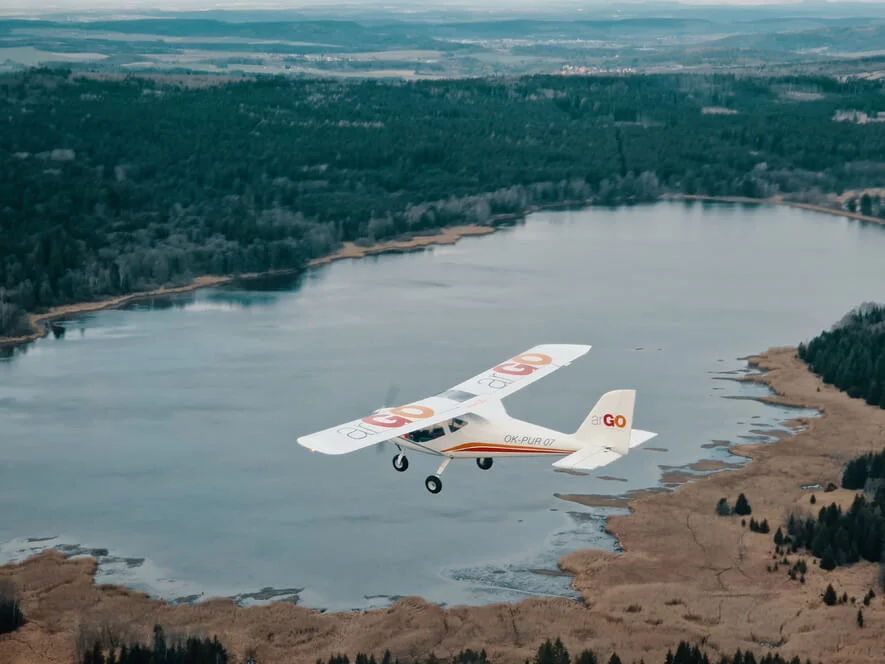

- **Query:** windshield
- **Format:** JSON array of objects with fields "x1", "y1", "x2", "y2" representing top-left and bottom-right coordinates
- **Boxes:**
[{"x1": 405, "y1": 417, "x2": 468, "y2": 443}]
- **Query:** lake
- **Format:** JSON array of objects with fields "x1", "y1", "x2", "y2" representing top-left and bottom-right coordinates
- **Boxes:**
[{"x1": 0, "y1": 200, "x2": 878, "y2": 610}]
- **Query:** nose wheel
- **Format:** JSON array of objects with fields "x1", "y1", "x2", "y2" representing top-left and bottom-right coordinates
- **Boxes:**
[
  {"x1": 424, "y1": 457, "x2": 451, "y2": 494},
  {"x1": 476, "y1": 457, "x2": 493, "y2": 470},
  {"x1": 392, "y1": 453, "x2": 409, "y2": 472}
]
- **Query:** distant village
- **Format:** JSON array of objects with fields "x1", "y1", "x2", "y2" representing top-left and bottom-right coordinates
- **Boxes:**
[{"x1": 559, "y1": 64, "x2": 637, "y2": 75}]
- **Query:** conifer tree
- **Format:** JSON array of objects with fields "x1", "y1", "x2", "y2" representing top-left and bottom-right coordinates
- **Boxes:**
[
  {"x1": 575, "y1": 652, "x2": 599, "y2": 664},
  {"x1": 534, "y1": 638, "x2": 569, "y2": 664},
  {"x1": 734, "y1": 493, "x2": 752, "y2": 516},
  {"x1": 823, "y1": 584, "x2": 837, "y2": 606}
]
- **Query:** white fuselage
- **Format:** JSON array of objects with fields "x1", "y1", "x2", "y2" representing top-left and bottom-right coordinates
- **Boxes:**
[{"x1": 396, "y1": 407, "x2": 581, "y2": 460}]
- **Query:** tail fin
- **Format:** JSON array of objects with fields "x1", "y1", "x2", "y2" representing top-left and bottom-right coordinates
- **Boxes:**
[{"x1": 574, "y1": 389, "x2": 636, "y2": 455}]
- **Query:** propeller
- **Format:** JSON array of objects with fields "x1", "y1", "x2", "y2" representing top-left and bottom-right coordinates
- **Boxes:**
[{"x1": 376, "y1": 382, "x2": 400, "y2": 455}]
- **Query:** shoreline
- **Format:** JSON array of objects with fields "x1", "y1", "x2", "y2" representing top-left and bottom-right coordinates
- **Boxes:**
[
  {"x1": 3, "y1": 347, "x2": 885, "y2": 664},
  {"x1": 667, "y1": 193, "x2": 885, "y2": 226},
  {"x1": 0, "y1": 223, "x2": 497, "y2": 350},
  {"x1": 2, "y1": 193, "x2": 880, "y2": 350}
]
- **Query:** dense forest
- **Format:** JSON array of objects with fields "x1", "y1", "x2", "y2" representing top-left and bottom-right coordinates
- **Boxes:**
[
  {"x1": 782, "y1": 492, "x2": 885, "y2": 571},
  {"x1": 4, "y1": 69, "x2": 885, "y2": 337},
  {"x1": 319, "y1": 639, "x2": 822, "y2": 664},
  {"x1": 0, "y1": 581, "x2": 24, "y2": 636},
  {"x1": 798, "y1": 304, "x2": 885, "y2": 407},
  {"x1": 79, "y1": 631, "x2": 821, "y2": 664},
  {"x1": 81, "y1": 626, "x2": 227, "y2": 664},
  {"x1": 842, "y1": 448, "x2": 885, "y2": 490},
  {"x1": 774, "y1": 445, "x2": 885, "y2": 575}
]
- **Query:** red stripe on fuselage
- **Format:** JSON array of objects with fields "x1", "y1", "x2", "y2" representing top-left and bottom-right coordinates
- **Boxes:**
[{"x1": 440, "y1": 442, "x2": 573, "y2": 455}]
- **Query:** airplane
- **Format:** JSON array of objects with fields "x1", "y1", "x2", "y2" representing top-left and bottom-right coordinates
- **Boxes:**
[{"x1": 297, "y1": 344, "x2": 657, "y2": 494}]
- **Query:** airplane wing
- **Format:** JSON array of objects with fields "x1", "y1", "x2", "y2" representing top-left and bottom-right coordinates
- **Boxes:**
[
  {"x1": 551, "y1": 446, "x2": 623, "y2": 471},
  {"x1": 448, "y1": 344, "x2": 591, "y2": 400},
  {"x1": 297, "y1": 343, "x2": 591, "y2": 455},
  {"x1": 297, "y1": 393, "x2": 487, "y2": 455}
]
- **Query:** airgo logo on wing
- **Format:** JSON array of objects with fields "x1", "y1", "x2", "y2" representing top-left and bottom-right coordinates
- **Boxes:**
[
  {"x1": 494, "y1": 352, "x2": 552, "y2": 376},
  {"x1": 590, "y1": 413, "x2": 628, "y2": 428},
  {"x1": 335, "y1": 404, "x2": 435, "y2": 440},
  {"x1": 361, "y1": 405, "x2": 434, "y2": 429},
  {"x1": 477, "y1": 352, "x2": 553, "y2": 390}
]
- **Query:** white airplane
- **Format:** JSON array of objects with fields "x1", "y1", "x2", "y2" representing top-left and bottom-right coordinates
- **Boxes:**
[{"x1": 297, "y1": 344, "x2": 657, "y2": 494}]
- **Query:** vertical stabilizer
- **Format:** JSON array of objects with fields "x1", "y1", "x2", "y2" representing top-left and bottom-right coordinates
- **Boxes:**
[{"x1": 573, "y1": 389, "x2": 635, "y2": 455}]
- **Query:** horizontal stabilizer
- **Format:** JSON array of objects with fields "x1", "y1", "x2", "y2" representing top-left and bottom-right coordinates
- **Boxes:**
[
  {"x1": 630, "y1": 429, "x2": 658, "y2": 448},
  {"x1": 552, "y1": 446, "x2": 623, "y2": 471}
]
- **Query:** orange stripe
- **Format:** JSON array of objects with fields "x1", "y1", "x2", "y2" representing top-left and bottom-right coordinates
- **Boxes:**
[
  {"x1": 458, "y1": 448, "x2": 567, "y2": 455},
  {"x1": 441, "y1": 442, "x2": 573, "y2": 455}
]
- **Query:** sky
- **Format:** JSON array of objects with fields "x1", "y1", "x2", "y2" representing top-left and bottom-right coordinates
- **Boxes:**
[
  {"x1": 3, "y1": 0, "x2": 884, "y2": 18},
  {"x1": 9, "y1": 0, "x2": 885, "y2": 9}
]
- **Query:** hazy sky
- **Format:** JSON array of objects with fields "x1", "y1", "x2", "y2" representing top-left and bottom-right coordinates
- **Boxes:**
[
  {"x1": 10, "y1": 0, "x2": 885, "y2": 9},
  {"x1": 4, "y1": 0, "x2": 884, "y2": 16}
]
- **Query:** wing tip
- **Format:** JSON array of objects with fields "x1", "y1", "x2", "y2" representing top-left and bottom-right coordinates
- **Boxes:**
[{"x1": 531, "y1": 343, "x2": 592, "y2": 363}]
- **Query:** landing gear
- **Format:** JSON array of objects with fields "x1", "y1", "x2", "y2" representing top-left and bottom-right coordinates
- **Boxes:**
[
  {"x1": 425, "y1": 457, "x2": 452, "y2": 494},
  {"x1": 476, "y1": 457, "x2": 493, "y2": 470},
  {"x1": 392, "y1": 453, "x2": 409, "y2": 472}
]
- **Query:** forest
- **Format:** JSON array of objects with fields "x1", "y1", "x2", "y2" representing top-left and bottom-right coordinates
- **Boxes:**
[
  {"x1": 81, "y1": 626, "x2": 227, "y2": 664},
  {"x1": 774, "y1": 442, "x2": 885, "y2": 574},
  {"x1": 798, "y1": 304, "x2": 885, "y2": 408},
  {"x1": 4, "y1": 68, "x2": 885, "y2": 337},
  {"x1": 77, "y1": 631, "x2": 822, "y2": 664},
  {"x1": 782, "y1": 492, "x2": 885, "y2": 571},
  {"x1": 842, "y1": 448, "x2": 885, "y2": 491},
  {"x1": 0, "y1": 581, "x2": 24, "y2": 636}
]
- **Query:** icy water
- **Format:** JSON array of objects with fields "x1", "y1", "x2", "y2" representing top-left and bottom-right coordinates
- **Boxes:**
[{"x1": 1, "y1": 200, "x2": 880, "y2": 610}]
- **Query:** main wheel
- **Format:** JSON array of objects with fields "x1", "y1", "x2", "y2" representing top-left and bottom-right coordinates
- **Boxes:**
[
  {"x1": 425, "y1": 475, "x2": 442, "y2": 494},
  {"x1": 476, "y1": 457, "x2": 493, "y2": 470},
  {"x1": 392, "y1": 454, "x2": 409, "y2": 472}
]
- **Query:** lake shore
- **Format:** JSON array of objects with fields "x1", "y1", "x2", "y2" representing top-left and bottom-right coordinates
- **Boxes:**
[
  {"x1": 668, "y1": 193, "x2": 885, "y2": 226},
  {"x1": 0, "y1": 224, "x2": 496, "y2": 349},
  {"x1": 3, "y1": 347, "x2": 883, "y2": 664},
  {"x1": 3, "y1": 193, "x2": 879, "y2": 351}
]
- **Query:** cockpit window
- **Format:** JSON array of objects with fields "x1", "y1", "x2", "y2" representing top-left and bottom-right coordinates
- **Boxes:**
[
  {"x1": 408, "y1": 425, "x2": 447, "y2": 443},
  {"x1": 404, "y1": 418, "x2": 467, "y2": 443},
  {"x1": 449, "y1": 418, "x2": 468, "y2": 433}
]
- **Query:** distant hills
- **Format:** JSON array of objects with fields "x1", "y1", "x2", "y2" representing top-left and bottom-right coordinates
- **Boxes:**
[{"x1": 2, "y1": 8, "x2": 885, "y2": 78}]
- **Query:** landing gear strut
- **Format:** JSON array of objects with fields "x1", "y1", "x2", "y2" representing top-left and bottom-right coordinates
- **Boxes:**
[
  {"x1": 425, "y1": 457, "x2": 452, "y2": 494},
  {"x1": 476, "y1": 457, "x2": 493, "y2": 470}
]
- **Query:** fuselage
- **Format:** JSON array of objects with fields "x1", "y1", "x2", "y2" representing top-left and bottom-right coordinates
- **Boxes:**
[{"x1": 396, "y1": 408, "x2": 581, "y2": 459}]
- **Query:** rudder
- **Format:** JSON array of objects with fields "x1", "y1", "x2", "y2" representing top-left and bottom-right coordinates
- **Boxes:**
[{"x1": 574, "y1": 389, "x2": 635, "y2": 455}]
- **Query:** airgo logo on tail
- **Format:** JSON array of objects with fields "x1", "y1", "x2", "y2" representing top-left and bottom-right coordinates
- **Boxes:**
[{"x1": 591, "y1": 413, "x2": 628, "y2": 428}]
